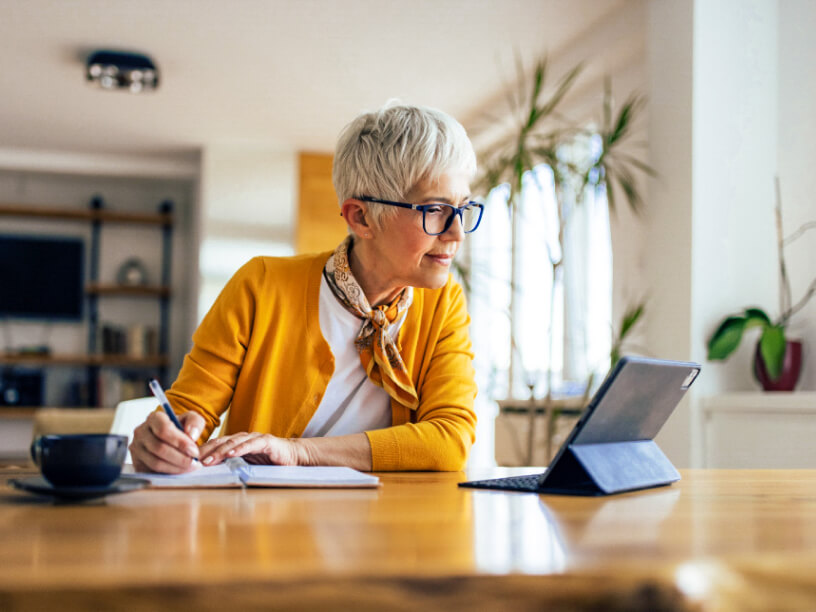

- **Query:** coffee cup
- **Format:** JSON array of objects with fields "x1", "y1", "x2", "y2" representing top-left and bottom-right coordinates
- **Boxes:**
[{"x1": 30, "y1": 434, "x2": 128, "y2": 488}]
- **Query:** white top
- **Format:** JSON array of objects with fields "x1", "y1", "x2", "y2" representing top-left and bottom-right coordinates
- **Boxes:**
[
  {"x1": 700, "y1": 392, "x2": 816, "y2": 414},
  {"x1": 300, "y1": 275, "x2": 398, "y2": 437}
]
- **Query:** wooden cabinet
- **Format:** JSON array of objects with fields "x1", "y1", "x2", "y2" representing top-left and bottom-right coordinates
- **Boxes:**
[
  {"x1": 0, "y1": 197, "x2": 174, "y2": 406},
  {"x1": 295, "y1": 153, "x2": 347, "y2": 254}
]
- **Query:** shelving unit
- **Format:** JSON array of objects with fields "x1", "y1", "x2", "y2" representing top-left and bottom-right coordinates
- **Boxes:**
[
  {"x1": 0, "y1": 196, "x2": 174, "y2": 407},
  {"x1": 0, "y1": 354, "x2": 169, "y2": 367},
  {"x1": 0, "y1": 204, "x2": 172, "y2": 225},
  {"x1": 86, "y1": 284, "x2": 171, "y2": 297}
]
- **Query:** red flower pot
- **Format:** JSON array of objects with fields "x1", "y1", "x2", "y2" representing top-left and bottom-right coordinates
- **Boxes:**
[{"x1": 753, "y1": 339, "x2": 803, "y2": 391}]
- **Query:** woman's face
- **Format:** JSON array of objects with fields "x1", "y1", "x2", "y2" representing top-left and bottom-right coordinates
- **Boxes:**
[{"x1": 369, "y1": 169, "x2": 471, "y2": 294}]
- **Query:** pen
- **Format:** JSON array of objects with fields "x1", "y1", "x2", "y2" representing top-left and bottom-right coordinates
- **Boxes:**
[{"x1": 148, "y1": 379, "x2": 199, "y2": 462}]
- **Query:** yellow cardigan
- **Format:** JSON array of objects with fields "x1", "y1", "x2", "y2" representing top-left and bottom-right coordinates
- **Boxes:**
[{"x1": 166, "y1": 251, "x2": 478, "y2": 471}]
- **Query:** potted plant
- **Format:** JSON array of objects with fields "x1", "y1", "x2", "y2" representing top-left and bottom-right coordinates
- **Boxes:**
[
  {"x1": 473, "y1": 56, "x2": 654, "y2": 465},
  {"x1": 707, "y1": 179, "x2": 815, "y2": 391}
]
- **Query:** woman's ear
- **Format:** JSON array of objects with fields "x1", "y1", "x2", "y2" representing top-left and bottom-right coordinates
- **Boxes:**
[{"x1": 341, "y1": 198, "x2": 374, "y2": 238}]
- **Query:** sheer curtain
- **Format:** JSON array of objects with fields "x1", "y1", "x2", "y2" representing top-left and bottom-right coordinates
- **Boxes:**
[{"x1": 466, "y1": 160, "x2": 612, "y2": 467}]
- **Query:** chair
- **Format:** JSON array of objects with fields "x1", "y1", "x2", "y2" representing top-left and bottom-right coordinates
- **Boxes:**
[
  {"x1": 110, "y1": 397, "x2": 160, "y2": 464},
  {"x1": 33, "y1": 408, "x2": 116, "y2": 439}
]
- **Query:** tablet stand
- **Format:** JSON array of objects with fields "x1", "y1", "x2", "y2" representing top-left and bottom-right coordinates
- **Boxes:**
[{"x1": 539, "y1": 439, "x2": 680, "y2": 496}]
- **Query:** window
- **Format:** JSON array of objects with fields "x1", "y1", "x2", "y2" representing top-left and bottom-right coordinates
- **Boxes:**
[{"x1": 466, "y1": 151, "x2": 612, "y2": 467}]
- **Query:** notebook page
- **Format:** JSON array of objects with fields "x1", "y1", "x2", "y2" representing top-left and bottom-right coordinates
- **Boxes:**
[
  {"x1": 242, "y1": 465, "x2": 380, "y2": 488},
  {"x1": 123, "y1": 463, "x2": 243, "y2": 488}
]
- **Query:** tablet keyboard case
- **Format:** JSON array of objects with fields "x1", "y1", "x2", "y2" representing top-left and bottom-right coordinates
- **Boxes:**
[
  {"x1": 537, "y1": 357, "x2": 692, "y2": 495},
  {"x1": 539, "y1": 440, "x2": 680, "y2": 495}
]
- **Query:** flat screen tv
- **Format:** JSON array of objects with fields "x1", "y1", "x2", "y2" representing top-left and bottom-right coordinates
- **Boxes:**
[{"x1": 0, "y1": 234, "x2": 84, "y2": 320}]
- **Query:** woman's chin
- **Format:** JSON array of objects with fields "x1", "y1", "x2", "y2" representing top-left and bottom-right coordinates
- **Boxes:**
[{"x1": 410, "y1": 272, "x2": 451, "y2": 290}]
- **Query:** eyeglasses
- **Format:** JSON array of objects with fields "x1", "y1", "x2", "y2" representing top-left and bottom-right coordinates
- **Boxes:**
[{"x1": 359, "y1": 197, "x2": 484, "y2": 236}]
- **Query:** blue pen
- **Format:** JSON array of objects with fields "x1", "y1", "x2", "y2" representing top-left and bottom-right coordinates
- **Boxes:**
[{"x1": 148, "y1": 379, "x2": 199, "y2": 462}]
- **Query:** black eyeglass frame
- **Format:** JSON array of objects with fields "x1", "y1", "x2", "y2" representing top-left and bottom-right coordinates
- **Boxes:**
[{"x1": 358, "y1": 196, "x2": 484, "y2": 236}]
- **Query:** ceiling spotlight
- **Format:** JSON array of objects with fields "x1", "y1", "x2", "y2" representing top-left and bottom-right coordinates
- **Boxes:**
[{"x1": 86, "y1": 50, "x2": 159, "y2": 93}]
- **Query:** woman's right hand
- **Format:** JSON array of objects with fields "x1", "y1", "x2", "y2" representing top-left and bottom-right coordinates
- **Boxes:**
[{"x1": 130, "y1": 410, "x2": 205, "y2": 474}]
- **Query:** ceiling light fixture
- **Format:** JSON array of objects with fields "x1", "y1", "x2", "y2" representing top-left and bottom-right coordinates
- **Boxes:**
[{"x1": 86, "y1": 50, "x2": 159, "y2": 93}]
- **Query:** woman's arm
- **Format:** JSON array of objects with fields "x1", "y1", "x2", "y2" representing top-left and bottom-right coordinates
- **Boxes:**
[
  {"x1": 199, "y1": 432, "x2": 373, "y2": 471},
  {"x1": 365, "y1": 280, "x2": 478, "y2": 471},
  {"x1": 130, "y1": 259, "x2": 262, "y2": 473},
  {"x1": 165, "y1": 259, "x2": 263, "y2": 439}
]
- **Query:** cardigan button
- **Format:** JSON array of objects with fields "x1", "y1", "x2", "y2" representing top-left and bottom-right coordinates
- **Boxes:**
[{"x1": 312, "y1": 393, "x2": 320, "y2": 404}]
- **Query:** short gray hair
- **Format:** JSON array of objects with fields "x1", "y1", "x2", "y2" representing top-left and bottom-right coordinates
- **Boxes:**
[{"x1": 333, "y1": 102, "x2": 476, "y2": 227}]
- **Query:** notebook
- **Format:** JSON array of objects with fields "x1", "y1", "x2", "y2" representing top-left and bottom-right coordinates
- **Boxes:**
[
  {"x1": 460, "y1": 356, "x2": 701, "y2": 496},
  {"x1": 123, "y1": 457, "x2": 380, "y2": 488}
]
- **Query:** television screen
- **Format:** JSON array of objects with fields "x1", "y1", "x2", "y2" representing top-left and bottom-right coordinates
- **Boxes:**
[{"x1": 0, "y1": 235, "x2": 84, "y2": 320}]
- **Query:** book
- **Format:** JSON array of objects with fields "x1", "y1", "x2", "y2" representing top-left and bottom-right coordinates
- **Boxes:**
[{"x1": 122, "y1": 457, "x2": 380, "y2": 489}]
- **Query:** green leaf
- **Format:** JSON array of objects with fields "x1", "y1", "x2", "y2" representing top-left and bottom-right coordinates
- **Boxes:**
[
  {"x1": 619, "y1": 303, "x2": 645, "y2": 340},
  {"x1": 538, "y1": 63, "x2": 583, "y2": 119},
  {"x1": 759, "y1": 325, "x2": 787, "y2": 380},
  {"x1": 606, "y1": 178, "x2": 617, "y2": 213},
  {"x1": 616, "y1": 166, "x2": 642, "y2": 214},
  {"x1": 616, "y1": 152, "x2": 658, "y2": 178},
  {"x1": 603, "y1": 78, "x2": 612, "y2": 132},
  {"x1": 610, "y1": 345, "x2": 621, "y2": 368},
  {"x1": 743, "y1": 307, "x2": 771, "y2": 327},
  {"x1": 707, "y1": 316, "x2": 747, "y2": 360}
]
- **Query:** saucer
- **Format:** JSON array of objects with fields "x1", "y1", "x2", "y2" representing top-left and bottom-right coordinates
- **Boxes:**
[{"x1": 8, "y1": 476, "x2": 148, "y2": 500}]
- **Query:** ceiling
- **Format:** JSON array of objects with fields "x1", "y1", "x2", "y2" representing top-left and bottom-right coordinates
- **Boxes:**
[{"x1": 0, "y1": 0, "x2": 628, "y2": 158}]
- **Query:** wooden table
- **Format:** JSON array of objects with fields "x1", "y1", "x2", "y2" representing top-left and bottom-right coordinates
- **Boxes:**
[{"x1": 2, "y1": 467, "x2": 816, "y2": 611}]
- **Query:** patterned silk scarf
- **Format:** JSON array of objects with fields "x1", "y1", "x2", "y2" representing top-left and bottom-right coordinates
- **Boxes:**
[{"x1": 323, "y1": 235, "x2": 418, "y2": 410}]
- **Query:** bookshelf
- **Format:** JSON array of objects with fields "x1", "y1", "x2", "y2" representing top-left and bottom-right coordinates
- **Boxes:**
[
  {"x1": 0, "y1": 197, "x2": 174, "y2": 407},
  {"x1": 0, "y1": 353, "x2": 169, "y2": 367}
]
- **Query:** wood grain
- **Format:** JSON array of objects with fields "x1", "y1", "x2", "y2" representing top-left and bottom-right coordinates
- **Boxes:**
[{"x1": 3, "y1": 469, "x2": 816, "y2": 610}]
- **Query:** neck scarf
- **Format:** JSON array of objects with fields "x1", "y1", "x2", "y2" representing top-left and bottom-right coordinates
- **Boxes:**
[{"x1": 323, "y1": 235, "x2": 418, "y2": 410}]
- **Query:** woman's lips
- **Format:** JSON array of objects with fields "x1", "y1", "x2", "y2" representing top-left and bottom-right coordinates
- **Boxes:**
[{"x1": 426, "y1": 253, "x2": 454, "y2": 265}]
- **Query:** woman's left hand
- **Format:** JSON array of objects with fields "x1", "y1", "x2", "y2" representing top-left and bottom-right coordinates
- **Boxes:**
[{"x1": 199, "y1": 432, "x2": 306, "y2": 466}]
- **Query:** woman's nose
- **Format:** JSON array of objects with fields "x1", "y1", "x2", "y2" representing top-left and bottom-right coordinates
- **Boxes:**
[{"x1": 442, "y1": 214, "x2": 465, "y2": 240}]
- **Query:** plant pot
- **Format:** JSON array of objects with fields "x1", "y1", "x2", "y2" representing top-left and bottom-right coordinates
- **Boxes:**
[{"x1": 753, "y1": 340, "x2": 803, "y2": 391}]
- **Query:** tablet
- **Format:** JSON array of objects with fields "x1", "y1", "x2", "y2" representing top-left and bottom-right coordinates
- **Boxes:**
[{"x1": 459, "y1": 356, "x2": 701, "y2": 496}]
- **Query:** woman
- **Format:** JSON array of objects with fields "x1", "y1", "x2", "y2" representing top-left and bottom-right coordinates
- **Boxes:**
[{"x1": 130, "y1": 103, "x2": 484, "y2": 473}]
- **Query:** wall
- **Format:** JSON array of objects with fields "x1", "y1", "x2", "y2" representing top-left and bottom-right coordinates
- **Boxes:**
[
  {"x1": 197, "y1": 146, "x2": 297, "y2": 318},
  {"x1": 778, "y1": 0, "x2": 816, "y2": 390},
  {"x1": 644, "y1": 1, "x2": 695, "y2": 465},
  {"x1": 691, "y1": 0, "x2": 779, "y2": 390},
  {"x1": 0, "y1": 166, "x2": 197, "y2": 406},
  {"x1": 645, "y1": 0, "x2": 799, "y2": 467}
]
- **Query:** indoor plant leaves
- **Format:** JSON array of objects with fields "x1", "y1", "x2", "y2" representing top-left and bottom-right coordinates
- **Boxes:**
[
  {"x1": 759, "y1": 325, "x2": 786, "y2": 380},
  {"x1": 707, "y1": 307, "x2": 788, "y2": 381}
]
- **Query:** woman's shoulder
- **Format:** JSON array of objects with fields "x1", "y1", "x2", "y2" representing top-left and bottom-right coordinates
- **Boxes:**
[
  {"x1": 228, "y1": 250, "x2": 331, "y2": 293},
  {"x1": 253, "y1": 251, "x2": 330, "y2": 271},
  {"x1": 236, "y1": 250, "x2": 330, "y2": 276}
]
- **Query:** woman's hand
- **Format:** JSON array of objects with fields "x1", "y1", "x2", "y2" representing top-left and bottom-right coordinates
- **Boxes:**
[
  {"x1": 130, "y1": 411, "x2": 205, "y2": 474},
  {"x1": 199, "y1": 432, "x2": 307, "y2": 466}
]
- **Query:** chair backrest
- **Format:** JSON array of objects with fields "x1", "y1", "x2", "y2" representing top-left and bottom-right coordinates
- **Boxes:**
[{"x1": 110, "y1": 397, "x2": 160, "y2": 464}]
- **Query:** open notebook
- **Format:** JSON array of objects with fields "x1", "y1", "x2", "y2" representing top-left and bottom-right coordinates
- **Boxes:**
[{"x1": 122, "y1": 457, "x2": 380, "y2": 489}]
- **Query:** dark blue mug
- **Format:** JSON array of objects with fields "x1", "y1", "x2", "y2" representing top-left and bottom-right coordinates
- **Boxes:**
[{"x1": 30, "y1": 434, "x2": 128, "y2": 488}]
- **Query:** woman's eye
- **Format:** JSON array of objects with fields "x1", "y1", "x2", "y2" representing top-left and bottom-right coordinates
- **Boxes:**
[{"x1": 425, "y1": 205, "x2": 445, "y2": 214}]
